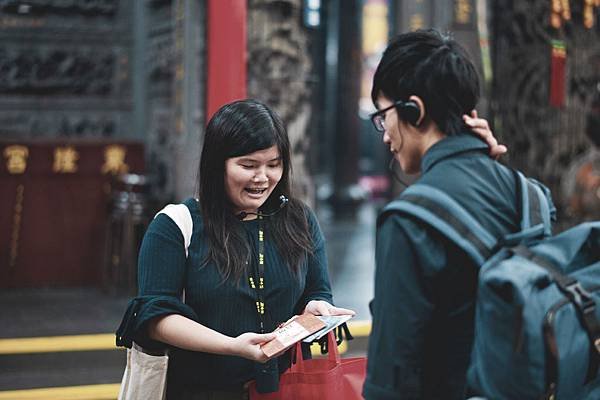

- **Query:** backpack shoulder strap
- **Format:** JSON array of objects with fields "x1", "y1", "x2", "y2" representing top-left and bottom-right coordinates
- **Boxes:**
[
  {"x1": 380, "y1": 170, "x2": 555, "y2": 265},
  {"x1": 380, "y1": 183, "x2": 496, "y2": 265},
  {"x1": 155, "y1": 201, "x2": 194, "y2": 258},
  {"x1": 512, "y1": 170, "x2": 553, "y2": 240}
]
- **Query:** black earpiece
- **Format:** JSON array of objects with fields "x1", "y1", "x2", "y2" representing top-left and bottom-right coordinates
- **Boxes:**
[{"x1": 397, "y1": 101, "x2": 421, "y2": 126}]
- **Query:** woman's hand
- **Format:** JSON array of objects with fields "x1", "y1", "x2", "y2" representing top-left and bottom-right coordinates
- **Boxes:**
[
  {"x1": 303, "y1": 300, "x2": 356, "y2": 316},
  {"x1": 463, "y1": 110, "x2": 507, "y2": 159},
  {"x1": 229, "y1": 332, "x2": 276, "y2": 363}
]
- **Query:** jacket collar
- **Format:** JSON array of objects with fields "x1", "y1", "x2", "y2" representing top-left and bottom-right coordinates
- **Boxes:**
[{"x1": 421, "y1": 134, "x2": 489, "y2": 174}]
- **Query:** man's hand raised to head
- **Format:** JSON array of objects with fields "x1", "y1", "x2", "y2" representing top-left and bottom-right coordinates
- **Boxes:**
[{"x1": 463, "y1": 110, "x2": 508, "y2": 159}]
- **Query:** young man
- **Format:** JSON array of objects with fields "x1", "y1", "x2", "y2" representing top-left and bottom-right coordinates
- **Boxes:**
[{"x1": 363, "y1": 30, "x2": 544, "y2": 399}]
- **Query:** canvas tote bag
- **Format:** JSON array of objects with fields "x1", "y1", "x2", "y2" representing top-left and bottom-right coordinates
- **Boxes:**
[
  {"x1": 118, "y1": 343, "x2": 169, "y2": 400},
  {"x1": 118, "y1": 202, "x2": 193, "y2": 400}
]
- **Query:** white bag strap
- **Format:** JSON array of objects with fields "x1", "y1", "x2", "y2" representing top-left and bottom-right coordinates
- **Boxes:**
[{"x1": 155, "y1": 204, "x2": 193, "y2": 258}]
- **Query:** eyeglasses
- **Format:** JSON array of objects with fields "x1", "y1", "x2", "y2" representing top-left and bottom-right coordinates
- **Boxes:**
[{"x1": 369, "y1": 100, "x2": 406, "y2": 133}]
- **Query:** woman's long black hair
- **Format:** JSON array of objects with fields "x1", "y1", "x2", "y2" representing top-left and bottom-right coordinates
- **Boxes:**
[{"x1": 197, "y1": 99, "x2": 313, "y2": 282}]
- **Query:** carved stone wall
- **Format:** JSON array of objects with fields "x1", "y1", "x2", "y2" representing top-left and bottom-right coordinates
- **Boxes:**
[
  {"x1": 247, "y1": 0, "x2": 315, "y2": 205},
  {"x1": 490, "y1": 0, "x2": 600, "y2": 226},
  {"x1": 0, "y1": 1, "x2": 118, "y2": 15},
  {"x1": 143, "y1": 0, "x2": 205, "y2": 202},
  {"x1": 0, "y1": 0, "x2": 133, "y2": 139},
  {"x1": 0, "y1": 0, "x2": 206, "y2": 202},
  {"x1": 143, "y1": 0, "x2": 176, "y2": 201}
]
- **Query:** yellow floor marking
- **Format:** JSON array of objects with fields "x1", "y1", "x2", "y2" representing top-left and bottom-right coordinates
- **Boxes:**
[
  {"x1": 347, "y1": 319, "x2": 372, "y2": 337},
  {"x1": 0, "y1": 334, "x2": 116, "y2": 355},
  {"x1": 0, "y1": 321, "x2": 371, "y2": 355},
  {"x1": 0, "y1": 383, "x2": 120, "y2": 400},
  {"x1": 310, "y1": 338, "x2": 348, "y2": 355},
  {"x1": 0, "y1": 322, "x2": 372, "y2": 397}
]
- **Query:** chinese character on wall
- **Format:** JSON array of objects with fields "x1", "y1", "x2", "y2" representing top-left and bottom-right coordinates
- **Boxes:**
[
  {"x1": 454, "y1": 0, "x2": 473, "y2": 26},
  {"x1": 101, "y1": 145, "x2": 129, "y2": 175},
  {"x1": 410, "y1": 13, "x2": 424, "y2": 30},
  {"x1": 53, "y1": 146, "x2": 79, "y2": 173},
  {"x1": 3, "y1": 145, "x2": 29, "y2": 174}
]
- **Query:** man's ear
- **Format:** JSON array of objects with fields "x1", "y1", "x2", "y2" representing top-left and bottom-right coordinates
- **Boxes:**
[{"x1": 408, "y1": 95, "x2": 426, "y2": 127}]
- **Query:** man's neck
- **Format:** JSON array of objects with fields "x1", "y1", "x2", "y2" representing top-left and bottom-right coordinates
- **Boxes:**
[{"x1": 417, "y1": 122, "x2": 446, "y2": 158}]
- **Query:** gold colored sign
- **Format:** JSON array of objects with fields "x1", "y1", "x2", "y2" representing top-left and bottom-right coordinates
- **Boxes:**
[
  {"x1": 583, "y1": 0, "x2": 598, "y2": 28},
  {"x1": 3, "y1": 145, "x2": 29, "y2": 174},
  {"x1": 551, "y1": 0, "x2": 571, "y2": 28},
  {"x1": 101, "y1": 145, "x2": 129, "y2": 175},
  {"x1": 454, "y1": 0, "x2": 472, "y2": 25},
  {"x1": 53, "y1": 146, "x2": 79, "y2": 173},
  {"x1": 362, "y1": 2, "x2": 388, "y2": 55},
  {"x1": 410, "y1": 13, "x2": 424, "y2": 31}
]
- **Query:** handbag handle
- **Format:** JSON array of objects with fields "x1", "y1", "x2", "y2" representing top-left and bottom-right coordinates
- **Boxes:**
[{"x1": 290, "y1": 331, "x2": 340, "y2": 373}]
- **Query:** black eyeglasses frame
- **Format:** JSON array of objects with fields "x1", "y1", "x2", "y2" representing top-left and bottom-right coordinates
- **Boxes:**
[{"x1": 369, "y1": 100, "x2": 408, "y2": 133}]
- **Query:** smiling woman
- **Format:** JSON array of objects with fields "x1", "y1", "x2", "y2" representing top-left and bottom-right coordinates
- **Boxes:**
[
  {"x1": 197, "y1": 100, "x2": 312, "y2": 281},
  {"x1": 116, "y1": 99, "x2": 354, "y2": 400},
  {"x1": 224, "y1": 145, "x2": 283, "y2": 218}
]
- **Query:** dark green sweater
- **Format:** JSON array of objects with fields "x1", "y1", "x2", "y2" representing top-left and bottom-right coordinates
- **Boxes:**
[{"x1": 116, "y1": 198, "x2": 333, "y2": 392}]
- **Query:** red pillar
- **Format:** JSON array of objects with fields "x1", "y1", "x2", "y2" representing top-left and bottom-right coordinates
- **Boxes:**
[{"x1": 206, "y1": 0, "x2": 247, "y2": 120}]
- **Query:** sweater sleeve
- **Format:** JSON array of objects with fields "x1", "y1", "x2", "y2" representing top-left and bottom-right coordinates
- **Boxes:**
[
  {"x1": 115, "y1": 213, "x2": 198, "y2": 350},
  {"x1": 295, "y1": 207, "x2": 333, "y2": 313}
]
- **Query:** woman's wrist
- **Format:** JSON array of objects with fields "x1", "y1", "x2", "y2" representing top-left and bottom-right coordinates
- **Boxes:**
[{"x1": 222, "y1": 335, "x2": 239, "y2": 356}]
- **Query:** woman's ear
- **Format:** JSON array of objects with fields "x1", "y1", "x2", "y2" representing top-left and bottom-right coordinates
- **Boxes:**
[{"x1": 408, "y1": 95, "x2": 426, "y2": 127}]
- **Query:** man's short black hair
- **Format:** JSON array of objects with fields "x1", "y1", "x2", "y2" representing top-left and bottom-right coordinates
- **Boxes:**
[{"x1": 372, "y1": 29, "x2": 481, "y2": 136}]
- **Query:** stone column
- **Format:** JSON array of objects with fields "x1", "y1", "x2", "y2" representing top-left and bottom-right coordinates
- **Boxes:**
[{"x1": 247, "y1": 0, "x2": 315, "y2": 206}]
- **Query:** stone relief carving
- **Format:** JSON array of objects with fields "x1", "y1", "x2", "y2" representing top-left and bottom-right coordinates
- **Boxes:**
[
  {"x1": 0, "y1": 113, "x2": 117, "y2": 138},
  {"x1": 147, "y1": 35, "x2": 174, "y2": 95},
  {"x1": 0, "y1": 0, "x2": 118, "y2": 15},
  {"x1": 491, "y1": 0, "x2": 600, "y2": 223},
  {"x1": 247, "y1": 0, "x2": 315, "y2": 204},
  {"x1": 146, "y1": 0, "x2": 171, "y2": 9},
  {"x1": 144, "y1": 0, "x2": 175, "y2": 201},
  {"x1": 0, "y1": 48, "x2": 115, "y2": 95},
  {"x1": 146, "y1": 106, "x2": 174, "y2": 201}
]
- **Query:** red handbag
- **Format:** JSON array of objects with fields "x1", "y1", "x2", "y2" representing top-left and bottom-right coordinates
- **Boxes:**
[{"x1": 248, "y1": 331, "x2": 367, "y2": 400}]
